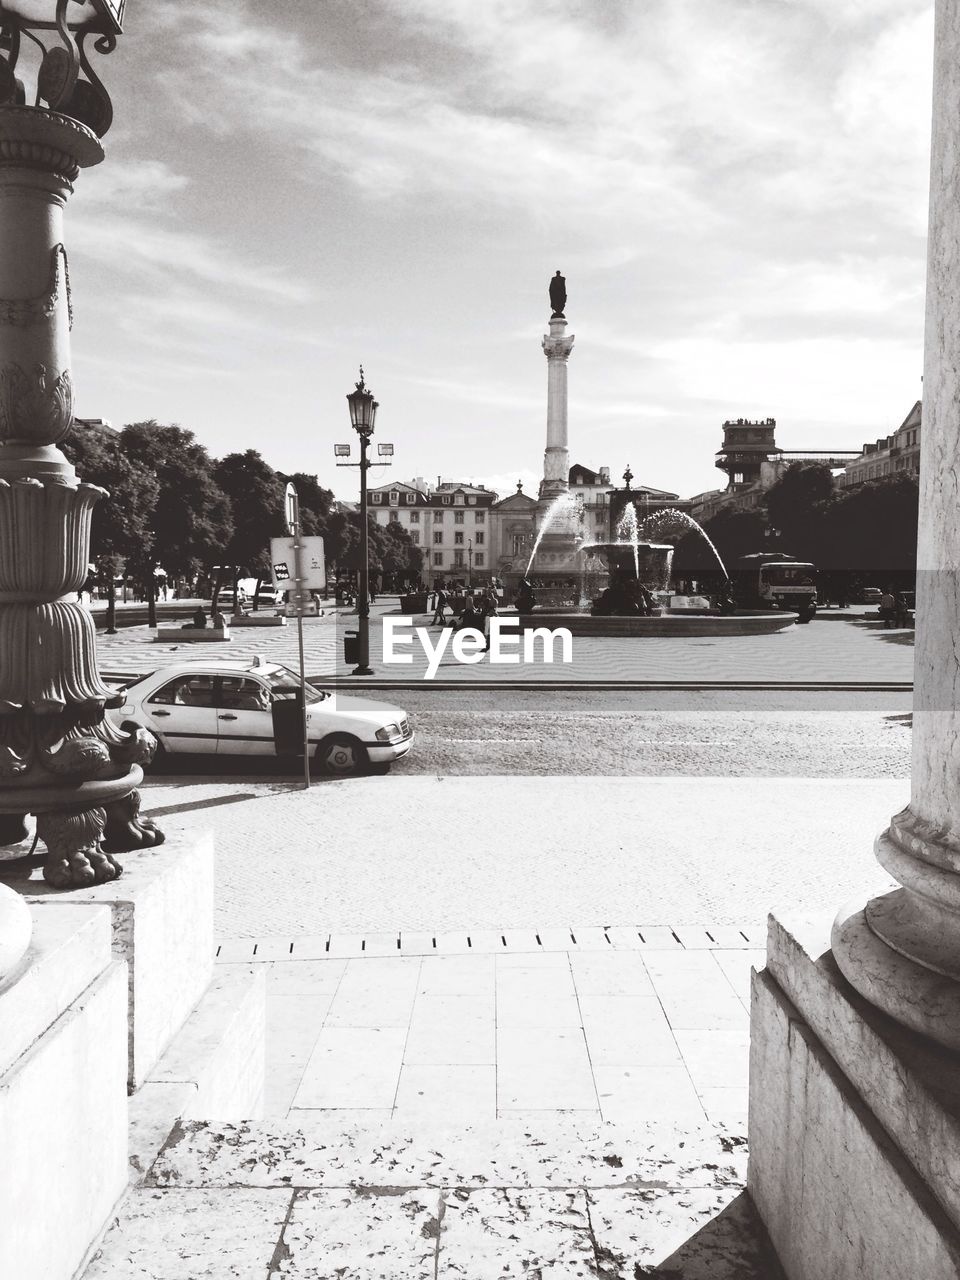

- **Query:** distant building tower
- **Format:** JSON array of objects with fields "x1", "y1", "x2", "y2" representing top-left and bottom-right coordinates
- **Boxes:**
[{"x1": 715, "y1": 418, "x2": 781, "y2": 490}]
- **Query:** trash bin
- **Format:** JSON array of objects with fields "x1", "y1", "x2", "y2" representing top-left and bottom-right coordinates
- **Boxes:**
[{"x1": 343, "y1": 630, "x2": 359, "y2": 664}]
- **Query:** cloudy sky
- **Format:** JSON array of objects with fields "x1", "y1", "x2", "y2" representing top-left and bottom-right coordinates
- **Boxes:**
[{"x1": 60, "y1": 0, "x2": 933, "y2": 500}]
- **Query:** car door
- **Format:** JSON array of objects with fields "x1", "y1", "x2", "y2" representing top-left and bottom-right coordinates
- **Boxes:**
[
  {"x1": 141, "y1": 673, "x2": 219, "y2": 754},
  {"x1": 214, "y1": 675, "x2": 276, "y2": 756}
]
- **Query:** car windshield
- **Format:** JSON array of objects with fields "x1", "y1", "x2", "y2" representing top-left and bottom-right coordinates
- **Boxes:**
[
  {"x1": 766, "y1": 564, "x2": 815, "y2": 585},
  {"x1": 261, "y1": 667, "x2": 326, "y2": 704}
]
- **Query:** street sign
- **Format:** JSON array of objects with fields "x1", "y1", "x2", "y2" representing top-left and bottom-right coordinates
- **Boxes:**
[
  {"x1": 273, "y1": 563, "x2": 290, "y2": 581},
  {"x1": 285, "y1": 483, "x2": 299, "y2": 537},
  {"x1": 270, "y1": 537, "x2": 325, "y2": 590},
  {"x1": 284, "y1": 599, "x2": 320, "y2": 618}
]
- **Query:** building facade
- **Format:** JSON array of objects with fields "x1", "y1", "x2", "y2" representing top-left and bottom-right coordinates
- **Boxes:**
[
  {"x1": 368, "y1": 477, "x2": 499, "y2": 583},
  {"x1": 839, "y1": 401, "x2": 922, "y2": 488}
]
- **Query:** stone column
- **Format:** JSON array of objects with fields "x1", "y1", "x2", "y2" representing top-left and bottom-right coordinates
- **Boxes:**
[
  {"x1": 0, "y1": 106, "x2": 162, "y2": 889},
  {"x1": 831, "y1": 0, "x2": 960, "y2": 1049},
  {"x1": 540, "y1": 315, "x2": 574, "y2": 500}
]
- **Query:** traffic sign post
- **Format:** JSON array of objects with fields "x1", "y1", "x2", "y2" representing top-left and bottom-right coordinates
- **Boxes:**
[{"x1": 284, "y1": 483, "x2": 311, "y2": 790}]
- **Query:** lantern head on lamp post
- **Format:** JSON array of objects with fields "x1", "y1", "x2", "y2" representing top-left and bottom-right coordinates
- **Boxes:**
[
  {"x1": 346, "y1": 365, "x2": 378, "y2": 438},
  {"x1": 0, "y1": 0, "x2": 125, "y2": 136}
]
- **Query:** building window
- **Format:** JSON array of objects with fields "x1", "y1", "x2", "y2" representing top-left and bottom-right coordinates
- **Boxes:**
[
  {"x1": 371, "y1": 493, "x2": 382, "y2": 504},
  {"x1": 410, "y1": 531, "x2": 419, "y2": 544},
  {"x1": 468, "y1": 495, "x2": 477, "y2": 505},
  {"x1": 454, "y1": 551, "x2": 464, "y2": 567},
  {"x1": 389, "y1": 511, "x2": 399, "y2": 522},
  {"x1": 475, "y1": 553, "x2": 484, "y2": 567},
  {"x1": 475, "y1": 511, "x2": 485, "y2": 523},
  {"x1": 474, "y1": 531, "x2": 484, "y2": 546},
  {"x1": 434, "y1": 511, "x2": 443, "y2": 523},
  {"x1": 454, "y1": 532, "x2": 464, "y2": 545},
  {"x1": 511, "y1": 534, "x2": 525, "y2": 556},
  {"x1": 596, "y1": 512, "x2": 605, "y2": 524},
  {"x1": 442, "y1": 496, "x2": 450, "y2": 505},
  {"x1": 433, "y1": 552, "x2": 443, "y2": 566},
  {"x1": 454, "y1": 511, "x2": 464, "y2": 524},
  {"x1": 433, "y1": 531, "x2": 443, "y2": 544},
  {"x1": 389, "y1": 490, "x2": 399, "y2": 505},
  {"x1": 405, "y1": 492, "x2": 415, "y2": 504},
  {"x1": 454, "y1": 493, "x2": 464, "y2": 505},
  {"x1": 410, "y1": 511, "x2": 419, "y2": 524}
]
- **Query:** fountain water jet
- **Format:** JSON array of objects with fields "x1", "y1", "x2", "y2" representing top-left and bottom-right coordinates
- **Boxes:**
[{"x1": 638, "y1": 508, "x2": 729, "y2": 580}]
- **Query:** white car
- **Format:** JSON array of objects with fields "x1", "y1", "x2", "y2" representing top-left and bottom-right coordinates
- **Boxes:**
[{"x1": 107, "y1": 659, "x2": 413, "y2": 775}]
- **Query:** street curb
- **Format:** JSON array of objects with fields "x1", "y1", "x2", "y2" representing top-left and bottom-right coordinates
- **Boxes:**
[{"x1": 310, "y1": 679, "x2": 914, "y2": 693}]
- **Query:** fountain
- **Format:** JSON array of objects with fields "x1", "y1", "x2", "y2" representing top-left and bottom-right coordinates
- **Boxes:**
[{"x1": 517, "y1": 495, "x2": 798, "y2": 637}]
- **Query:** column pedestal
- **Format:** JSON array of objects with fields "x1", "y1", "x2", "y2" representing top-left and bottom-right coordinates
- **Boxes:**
[{"x1": 750, "y1": 914, "x2": 960, "y2": 1279}]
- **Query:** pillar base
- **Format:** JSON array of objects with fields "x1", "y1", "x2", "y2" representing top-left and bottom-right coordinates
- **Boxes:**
[{"x1": 750, "y1": 912, "x2": 960, "y2": 1278}]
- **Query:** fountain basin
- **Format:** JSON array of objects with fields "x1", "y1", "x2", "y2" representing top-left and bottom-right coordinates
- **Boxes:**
[{"x1": 514, "y1": 609, "x2": 798, "y2": 637}]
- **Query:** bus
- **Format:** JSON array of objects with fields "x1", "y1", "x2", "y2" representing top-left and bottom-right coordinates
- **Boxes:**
[{"x1": 733, "y1": 552, "x2": 817, "y2": 623}]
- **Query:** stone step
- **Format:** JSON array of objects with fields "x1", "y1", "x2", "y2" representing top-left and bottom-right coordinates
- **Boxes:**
[{"x1": 82, "y1": 1118, "x2": 783, "y2": 1278}]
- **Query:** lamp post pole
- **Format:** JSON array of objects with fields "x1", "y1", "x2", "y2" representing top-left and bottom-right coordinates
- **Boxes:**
[
  {"x1": 468, "y1": 539, "x2": 473, "y2": 587},
  {"x1": 355, "y1": 429, "x2": 373, "y2": 676},
  {"x1": 340, "y1": 368, "x2": 391, "y2": 679},
  {"x1": 285, "y1": 484, "x2": 311, "y2": 788}
]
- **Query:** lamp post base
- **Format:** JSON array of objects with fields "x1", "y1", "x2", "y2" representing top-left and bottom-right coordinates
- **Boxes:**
[{"x1": 351, "y1": 665, "x2": 373, "y2": 676}]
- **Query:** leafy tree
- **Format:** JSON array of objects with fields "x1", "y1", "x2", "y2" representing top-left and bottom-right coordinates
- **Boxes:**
[
  {"x1": 379, "y1": 520, "x2": 424, "y2": 586},
  {"x1": 818, "y1": 474, "x2": 919, "y2": 586},
  {"x1": 763, "y1": 463, "x2": 836, "y2": 560},
  {"x1": 215, "y1": 450, "x2": 286, "y2": 608},
  {"x1": 700, "y1": 507, "x2": 769, "y2": 569},
  {"x1": 61, "y1": 422, "x2": 158, "y2": 632},
  {"x1": 277, "y1": 472, "x2": 335, "y2": 536},
  {"x1": 120, "y1": 422, "x2": 233, "y2": 596}
]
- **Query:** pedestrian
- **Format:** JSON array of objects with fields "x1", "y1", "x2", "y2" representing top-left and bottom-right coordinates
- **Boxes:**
[
  {"x1": 210, "y1": 604, "x2": 227, "y2": 630},
  {"x1": 431, "y1": 587, "x2": 448, "y2": 626},
  {"x1": 478, "y1": 586, "x2": 498, "y2": 650},
  {"x1": 879, "y1": 589, "x2": 896, "y2": 629}
]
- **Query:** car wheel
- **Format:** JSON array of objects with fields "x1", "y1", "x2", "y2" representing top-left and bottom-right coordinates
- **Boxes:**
[{"x1": 316, "y1": 733, "x2": 368, "y2": 776}]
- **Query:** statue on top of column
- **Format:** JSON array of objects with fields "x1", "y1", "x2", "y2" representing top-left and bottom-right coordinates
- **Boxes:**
[{"x1": 549, "y1": 270, "x2": 566, "y2": 318}]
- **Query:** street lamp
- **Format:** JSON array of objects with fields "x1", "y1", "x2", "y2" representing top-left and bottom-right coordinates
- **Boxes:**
[
  {"x1": 0, "y1": 0, "x2": 125, "y2": 136},
  {"x1": 338, "y1": 367, "x2": 393, "y2": 676},
  {"x1": 467, "y1": 538, "x2": 473, "y2": 587}
]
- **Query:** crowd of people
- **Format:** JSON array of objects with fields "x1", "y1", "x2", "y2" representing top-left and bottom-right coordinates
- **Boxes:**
[{"x1": 430, "y1": 585, "x2": 500, "y2": 649}]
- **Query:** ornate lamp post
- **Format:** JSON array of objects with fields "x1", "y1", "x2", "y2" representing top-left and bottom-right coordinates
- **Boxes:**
[
  {"x1": 0, "y1": 0, "x2": 162, "y2": 888},
  {"x1": 341, "y1": 369, "x2": 394, "y2": 676},
  {"x1": 467, "y1": 538, "x2": 473, "y2": 587}
]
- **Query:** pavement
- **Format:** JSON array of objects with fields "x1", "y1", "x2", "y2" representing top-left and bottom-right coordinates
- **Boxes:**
[
  {"x1": 91, "y1": 599, "x2": 915, "y2": 688},
  {"x1": 58, "y1": 607, "x2": 910, "y2": 1275}
]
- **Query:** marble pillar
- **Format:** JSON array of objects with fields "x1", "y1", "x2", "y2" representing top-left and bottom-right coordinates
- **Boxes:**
[
  {"x1": 830, "y1": 0, "x2": 960, "y2": 1048},
  {"x1": 539, "y1": 315, "x2": 574, "y2": 501},
  {"x1": 0, "y1": 106, "x2": 162, "y2": 889}
]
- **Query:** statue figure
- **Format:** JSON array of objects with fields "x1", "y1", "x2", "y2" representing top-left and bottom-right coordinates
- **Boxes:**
[
  {"x1": 549, "y1": 270, "x2": 566, "y2": 318},
  {"x1": 515, "y1": 579, "x2": 537, "y2": 613}
]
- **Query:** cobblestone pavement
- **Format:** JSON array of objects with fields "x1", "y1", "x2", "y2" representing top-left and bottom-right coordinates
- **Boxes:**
[{"x1": 92, "y1": 602, "x2": 915, "y2": 686}]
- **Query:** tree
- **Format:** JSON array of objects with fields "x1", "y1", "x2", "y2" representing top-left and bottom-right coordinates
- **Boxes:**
[
  {"x1": 120, "y1": 423, "x2": 233, "y2": 591},
  {"x1": 61, "y1": 422, "x2": 158, "y2": 632},
  {"x1": 763, "y1": 463, "x2": 836, "y2": 560},
  {"x1": 215, "y1": 450, "x2": 286, "y2": 609},
  {"x1": 277, "y1": 472, "x2": 335, "y2": 536},
  {"x1": 379, "y1": 520, "x2": 424, "y2": 587},
  {"x1": 701, "y1": 507, "x2": 769, "y2": 569},
  {"x1": 819, "y1": 474, "x2": 919, "y2": 586}
]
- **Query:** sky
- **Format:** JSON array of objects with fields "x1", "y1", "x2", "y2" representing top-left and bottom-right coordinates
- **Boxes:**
[{"x1": 54, "y1": 0, "x2": 934, "y2": 501}]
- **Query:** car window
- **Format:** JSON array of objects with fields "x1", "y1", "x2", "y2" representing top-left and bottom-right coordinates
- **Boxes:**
[
  {"x1": 149, "y1": 675, "x2": 216, "y2": 707},
  {"x1": 263, "y1": 668, "x2": 325, "y2": 704},
  {"x1": 217, "y1": 677, "x2": 271, "y2": 711}
]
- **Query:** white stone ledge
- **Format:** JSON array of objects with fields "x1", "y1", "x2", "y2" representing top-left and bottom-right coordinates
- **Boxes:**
[{"x1": 24, "y1": 831, "x2": 215, "y2": 1089}]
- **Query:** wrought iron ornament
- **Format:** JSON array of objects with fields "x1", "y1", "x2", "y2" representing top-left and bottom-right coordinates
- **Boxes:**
[{"x1": 0, "y1": 0, "x2": 124, "y2": 136}]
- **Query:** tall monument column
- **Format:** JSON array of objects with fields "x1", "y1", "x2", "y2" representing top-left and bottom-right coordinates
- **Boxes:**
[
  {"x1": 539, "y1": 269, "x2": 574, "y2": 500},
  {"x1": 831, "y1": 0, "x2": 960, "y2": 1048}
]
